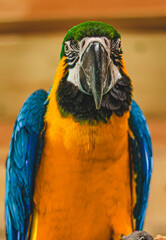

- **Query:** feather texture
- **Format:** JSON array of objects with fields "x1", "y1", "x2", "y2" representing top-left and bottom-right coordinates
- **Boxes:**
[
  {"x1": 5, "y1": 89, "x2": 47, "y2": 240},
  {"x1": 129, "y1": 100, "x2": 153, "y2": 230}
]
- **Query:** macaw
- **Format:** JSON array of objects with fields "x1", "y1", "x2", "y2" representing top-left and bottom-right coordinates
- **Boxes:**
[{"x1": 5, "y1": 21, "x2": 153, "y2": 240}]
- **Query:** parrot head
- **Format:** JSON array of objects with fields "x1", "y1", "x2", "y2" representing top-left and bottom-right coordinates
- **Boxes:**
[{"x1": 56, "y1": 21, "x2": 132, "y2": 122}]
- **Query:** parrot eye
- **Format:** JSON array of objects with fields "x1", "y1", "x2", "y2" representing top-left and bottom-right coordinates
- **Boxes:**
[{"x1": 64, "y1": 44, "x2": 70, "y2": 54}]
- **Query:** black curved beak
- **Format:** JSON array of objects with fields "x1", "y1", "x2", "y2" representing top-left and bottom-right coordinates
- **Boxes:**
[{"x1": 79, "y1": 41, "x2": 111, "y2": 109}]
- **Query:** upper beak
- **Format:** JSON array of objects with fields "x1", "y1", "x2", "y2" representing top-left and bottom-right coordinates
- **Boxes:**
[{"x1": 79, "y1": 41, "x2": 111, "y2": 109}]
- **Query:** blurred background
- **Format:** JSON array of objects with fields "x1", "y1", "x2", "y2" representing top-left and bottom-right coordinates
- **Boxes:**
[{"x1": 0, "y1": 0, "x2": 166, "y2": 239}]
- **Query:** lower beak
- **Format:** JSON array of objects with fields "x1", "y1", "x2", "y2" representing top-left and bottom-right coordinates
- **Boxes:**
[{"x1": 79, "y1": 41, "x2": 111, "y2": 109}]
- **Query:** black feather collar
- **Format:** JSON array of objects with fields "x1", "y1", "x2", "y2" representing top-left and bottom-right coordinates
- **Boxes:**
[{"x1": 56, "y1": 74, "x2": 132, "y2": 123}]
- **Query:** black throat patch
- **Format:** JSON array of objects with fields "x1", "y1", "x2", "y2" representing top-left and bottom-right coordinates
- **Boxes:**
[{"x1": 56, "y1": 74, "x2": 132, "y2": 123}]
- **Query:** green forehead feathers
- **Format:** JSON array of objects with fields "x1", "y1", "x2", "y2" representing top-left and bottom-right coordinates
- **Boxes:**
[{"x1": 60, "y1": 21, "x2": 121, "y2": 58}]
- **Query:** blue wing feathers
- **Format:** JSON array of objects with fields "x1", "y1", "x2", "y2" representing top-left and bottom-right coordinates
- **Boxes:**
[
  {"x1": 5, "y1": 89, "x2": 47, "y2": 240},
  {"x1": 129, "y1": 100, "x2": 153, "y2": 230}
]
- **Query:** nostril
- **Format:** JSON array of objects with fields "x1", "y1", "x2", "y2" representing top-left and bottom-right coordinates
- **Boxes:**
[
  {"x1": 104, "y1": 38, "x2": 108, "y2": 47},
  {"x1": 82, "y1": 40, "x2": 85, "y2": 48}
]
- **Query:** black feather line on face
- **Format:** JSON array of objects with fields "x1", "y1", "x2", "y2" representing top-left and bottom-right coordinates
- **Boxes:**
[
  {"x1": 110, "y1": 38, "x2": 123, "y2": 67},
  {"x1": 56, "y1": 74, "x2": 132, "y2": 123}
]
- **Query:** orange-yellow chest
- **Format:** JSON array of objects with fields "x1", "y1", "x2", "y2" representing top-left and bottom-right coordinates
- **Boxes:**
[
  {"x1": 34, "y1": 112, "x2": 133, "y2": 239},
  {"x1": 33, "y1": 58, "x2": 133, "y2": 240}
]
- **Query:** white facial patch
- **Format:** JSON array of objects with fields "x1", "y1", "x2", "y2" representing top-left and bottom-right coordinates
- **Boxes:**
[{"x1": 66, "y1": 37, "x2": 122, "y2": 91}]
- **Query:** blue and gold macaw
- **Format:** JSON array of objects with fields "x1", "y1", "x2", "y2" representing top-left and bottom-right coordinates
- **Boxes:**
[{"x1": 5, "y1": 21, "x2": 153, "y2": 240}]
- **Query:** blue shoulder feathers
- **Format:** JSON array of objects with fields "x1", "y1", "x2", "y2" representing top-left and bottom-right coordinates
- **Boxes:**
[
  {"x1": 128, "y1": 100, "x2": 153, "y2": 230},
  {"x1": 5, "y1": 90, "x2": 48, "y2": 240}
]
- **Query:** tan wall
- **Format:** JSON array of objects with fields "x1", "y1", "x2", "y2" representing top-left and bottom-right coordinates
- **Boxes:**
[{"x1": 0, "y1": 0, "x2": 165, "y2": 21}]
